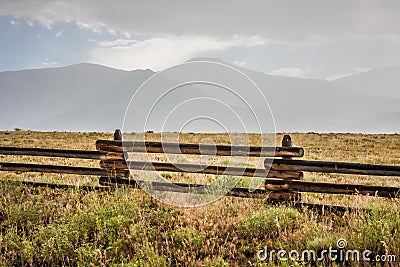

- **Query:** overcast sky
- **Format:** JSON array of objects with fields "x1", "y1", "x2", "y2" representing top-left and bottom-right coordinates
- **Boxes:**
[{"x1": 1, "y1": 0, "x2": 400, "y2": 79}]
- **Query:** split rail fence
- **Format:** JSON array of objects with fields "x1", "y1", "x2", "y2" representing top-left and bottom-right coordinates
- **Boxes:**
[{"x1": 0, "y1": 130, "x2": 399, "y2": 206}]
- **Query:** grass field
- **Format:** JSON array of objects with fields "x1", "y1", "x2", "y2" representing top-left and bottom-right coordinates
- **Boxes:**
[{"x1": 0, "y1": 131, "x2": 399, "y2": 266}]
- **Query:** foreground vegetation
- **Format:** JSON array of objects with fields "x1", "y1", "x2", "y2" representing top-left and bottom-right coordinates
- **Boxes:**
[{"x1": 0, "y1": 131, "x2": 399, "y2": 266}]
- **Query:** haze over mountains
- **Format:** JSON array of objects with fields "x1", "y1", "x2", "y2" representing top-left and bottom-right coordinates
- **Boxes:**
[{"x1": 0, "y1": 59, "x2": 399, "y2": 133}]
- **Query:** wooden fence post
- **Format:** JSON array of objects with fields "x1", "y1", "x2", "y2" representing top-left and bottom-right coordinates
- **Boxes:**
[
  {"x1": 282, "y1": 134, "x2": 292, "y2": 160},
  {"x1": 283, "y1": 134, "x2": 300, "y2": 201},
  {"x1": 99, "y1": 129, "x2": 124, "y2": 186},
  {"x1": 265, "y1": 135, "x2": 302, "y2": 202},
  {"x1": 283, "y1": 134, "x2": 301, "y2": 201},
  {"x1": 114, "y1": 129, "x2": 122, "y2": 141}
]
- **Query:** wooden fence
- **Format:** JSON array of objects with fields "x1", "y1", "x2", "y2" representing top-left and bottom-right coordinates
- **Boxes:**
[{"x1": 1, "y1": 130, "x2": 399, "y2": 206}]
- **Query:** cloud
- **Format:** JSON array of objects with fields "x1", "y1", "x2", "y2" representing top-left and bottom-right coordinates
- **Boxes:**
[
  {"x1": 354, "y1": 67, "x2": 371, "y2": 73},
  {"x1": 325, "y1": 67, "x2": 372, "y2": 81},
  {"x1": 10, "y1": 19, "x2": 20, "y2": 25},
  {"x1": 233, "y1": 60, "x2": 247, "y2": 67},
  {"x1": 55, "y1": 28, "x2": 64, "y2": 38},
  {"x1": 97, "y1": 39, "x2": 136, "y2": 48},
  {"x1": 90, "y1": 35, "x2": 263, "y2": 71},
  {"x1": 42, "y1": 58, "x2": 58, "y2": 66},
  {"x1": 270, "y1": 67, "x2": 305, "y2": 78},
  {"x1": 1, "y1": 1, "x2": 400, "y2": 44}
]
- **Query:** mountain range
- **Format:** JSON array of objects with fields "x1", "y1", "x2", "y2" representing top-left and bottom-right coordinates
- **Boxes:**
[{"x1": 0, "y1": 59, "x2": 399, "y2": 133}]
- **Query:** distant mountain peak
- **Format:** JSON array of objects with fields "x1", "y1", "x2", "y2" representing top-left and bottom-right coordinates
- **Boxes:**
[
  {"x1": 187, "y1": 57, "x2": 230, "y2": 64},
  {"x1": 63, "y1": 62, "x2": 129, "y2": 72}
]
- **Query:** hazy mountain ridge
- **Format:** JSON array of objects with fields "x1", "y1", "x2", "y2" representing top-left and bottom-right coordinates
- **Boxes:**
[
  {"x1": 0, "y1": 63, "x2": 154, "y2": 131},
  {"x1": 331, "y1": 66, "x2": 400, "y2": 101},
  {"x1": 0, "y1": 61, "x2": 399, "y2": 133}
]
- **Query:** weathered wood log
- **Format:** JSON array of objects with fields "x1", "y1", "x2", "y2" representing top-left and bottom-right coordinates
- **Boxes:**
[
  {"x1": 101, "y1": 152, "x2": 125, "y2": 161},
  {"x1": 98, "y1": 176, "x2": 300, "y2": 201},
  {"x1": 99, "y1": 176, "x2": 139, "y2": 187},
  {"x1": 100, "y1": 160, "x2": 303, "y2": 179},
  {"x1": 96, "y1": 140, "x2": 304, "y2": 157},
  {"x1": 0, "y1": 146, "x2": 109, "y2": 160},
  {"x1": 265, "y1": 183, "x2": 290, "y2": 191},
  {"x1": 268, "y1": 159, "x2": 400, "y2": 177},
  {"x1": 265, "y1": 179, "x2": 400, "y2": 198},
  {"x1": 1, "y1": 179, "x2": 112, "y2": 191},
  {"x1": 0, "y1": 162, "x2": 129, "y2": 177},
  {"x1": 266, "y1": 192, "x2": 301, "y2": 202}
]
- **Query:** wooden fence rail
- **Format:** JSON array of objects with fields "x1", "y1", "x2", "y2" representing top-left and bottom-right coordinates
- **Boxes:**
[
  {"x1": 96, "y1": 140, "x2": 304, "y2": 158},
  {"x1": 268, "y1": 158, "x2": 400, "y2": 177},
  {"x1": 0, "y1": 162, "x2": 129, "y2": 177},
  {"x1": 0, "y1": 146, "x2": 117, "y2": 160},
  {"x1": 98, "y1": 177, "x2": 300, "y2": 201},
  {"x1": 100, "y1": 160, "x2": 303, "y2": 179},
  {"x1": 264, "y1": 179, "x2": 400, "y2": 198}
]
